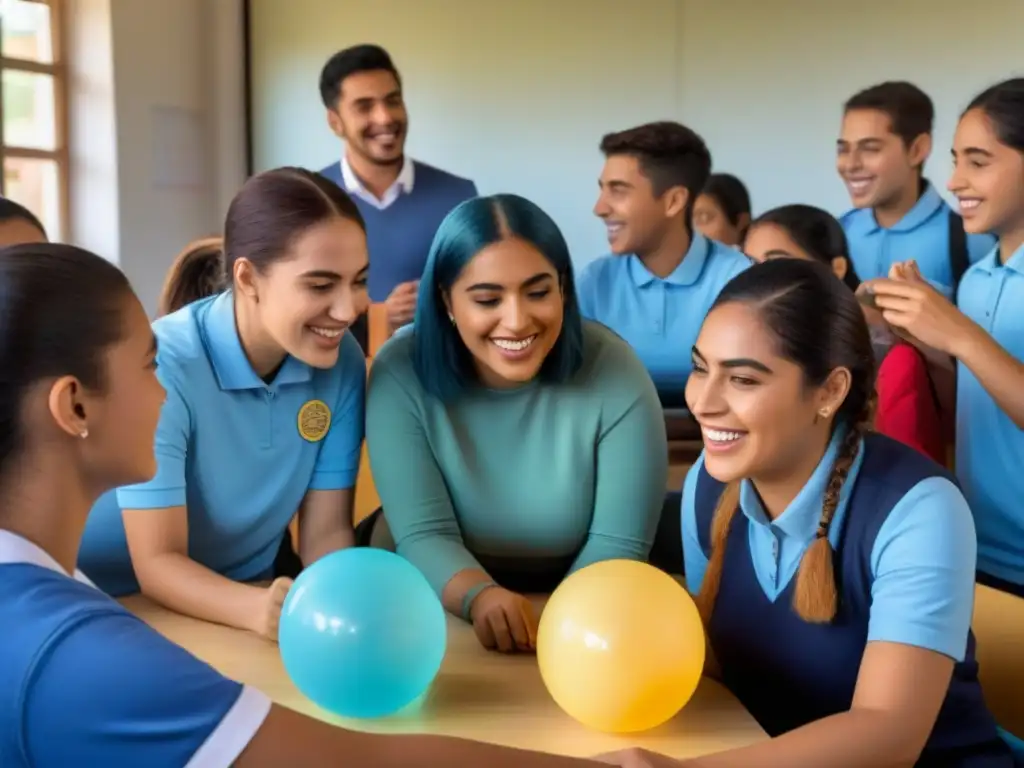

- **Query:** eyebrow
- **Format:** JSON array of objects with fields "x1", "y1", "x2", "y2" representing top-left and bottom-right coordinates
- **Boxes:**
[
  {"x1": 952, "y1": 147, "x2": 994, "y2": 159},
  {"x1": 837, "y1": 137, "x2": 885, "y2": 147},
  {"x1": 763, "y1": 249, "x2": 797, "y2": 260},
  {"x1": 148, "y1": 334, "x2": 159, "y2": 357},
  {"x1": 599, "y1": 179, "x2": 632, "y2": 190},
  {"x1": 299, "y1": 269, "x2": 342, "y2": 280},
  {"x1": 692, "y1": 346, "x2": 774, "y2": 374},
  {"x1": 466, "y1": 272, "x2": 554, "y2": 292}
]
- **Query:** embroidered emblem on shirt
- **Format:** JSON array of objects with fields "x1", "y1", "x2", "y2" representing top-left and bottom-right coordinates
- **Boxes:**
[{"x1": 298, "y1": 399, "x2": 331, "y2": 442}]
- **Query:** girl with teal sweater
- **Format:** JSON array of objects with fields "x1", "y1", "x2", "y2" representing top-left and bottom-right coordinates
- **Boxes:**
[{"x1": 366, "y1": 194, "x2": 668, "y2": 654}]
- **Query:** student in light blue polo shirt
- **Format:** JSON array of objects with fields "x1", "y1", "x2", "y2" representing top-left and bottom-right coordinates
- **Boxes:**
[
  {"x1": 78, "y1": 167, "x2": 368, "y2": 641},
  {"x1": 837, "y1": 81, "x2": 995, "y2": 297},
  {"x1": 869, "y1": 78, "x2": 1024, "y2": 599},
  {"x1": 597, "y1": 259, "x2": 1010, "y2": 768},
  {"x1": 577, "y1": 121, "x2": 749, "y2": 400},
  {"x1": 0, "y1": 243, "x2": 611, "y2": 768}
]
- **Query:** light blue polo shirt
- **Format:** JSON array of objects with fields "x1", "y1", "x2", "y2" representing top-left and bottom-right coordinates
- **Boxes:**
[
  {"x1": 840, "y1": 182, "x2": 995, "y2": 297},
  {"x1": 682, "y1": 428, "x2": 977, "y2": 661},
  {"x1": 0, "y1": 530, "x2": 270, "y2": 767},
  {"x1": 575, "y1": 232, "x2": 748, "y2": 392},
  {"x1": 78, "y1": 291, "x2": 366, "y2": 596},
  {"x1": 955, "y1": 243, "x2": 1024, "y2": 586}
]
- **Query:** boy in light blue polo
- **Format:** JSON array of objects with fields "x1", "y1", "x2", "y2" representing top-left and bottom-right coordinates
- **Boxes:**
[
  {"x1": 837, "y1": 81, "x2": 994, "y2": 296},
  {"x1": 79, "y1": 290, "x2": 365, "y2": 597},
  {"x1": 578, "y1": 121, "x2": 748, "y2": 395}
]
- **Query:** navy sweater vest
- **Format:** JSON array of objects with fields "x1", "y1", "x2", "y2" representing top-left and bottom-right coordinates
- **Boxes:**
[
  {"x1": 695, "y1": 434, "x2": 1010, "y2": 766},
  {"x1": 318, "y1": 160, "x2": 477, "y2": 301}
]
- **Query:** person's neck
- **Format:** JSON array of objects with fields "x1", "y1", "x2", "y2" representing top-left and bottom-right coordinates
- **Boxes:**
[
  {"x1": 234, "y1": 294, "x2": 287, "y2": 380},
  {"x1": 873, "y1": 177, "x2": 925, "y2": 229},
  {"x1": 637, "y1": 223, "x2": 692, "y2": 279},
  {"x1": 346, "y1": 148, "x2": 403, "y2": 201},
  {"x1": 998, "y1": 224, "x2": 1024, "y2": 265},
  {"x1": 0, "y1": 453, "x2": 93, "y2": 575},
  {"x1": 749, "y1": 430, "x2": 831, "y2": 521}
]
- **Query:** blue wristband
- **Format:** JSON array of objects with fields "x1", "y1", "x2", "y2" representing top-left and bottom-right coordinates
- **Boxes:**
[{"x1": 461, "y1": 581, "x2": 496, "y2": 621}]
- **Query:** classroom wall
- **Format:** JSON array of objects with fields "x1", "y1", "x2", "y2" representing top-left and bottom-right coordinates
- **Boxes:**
[
  {"x1": 65, "y1": 0, "x2": 248, "y2": 314},
  {"x1": 248, "y1": 0, "x2": 1023, "y2": 269}
]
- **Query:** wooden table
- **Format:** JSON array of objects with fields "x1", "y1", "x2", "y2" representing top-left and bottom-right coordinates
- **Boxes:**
[{"x1": 123, "y1": 595, "x2": 766, "y2": 759}]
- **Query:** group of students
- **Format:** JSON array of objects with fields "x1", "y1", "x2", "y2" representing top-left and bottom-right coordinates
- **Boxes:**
[{"x1": 0, "y1": 49, "x2": 1020, "y2": 768}]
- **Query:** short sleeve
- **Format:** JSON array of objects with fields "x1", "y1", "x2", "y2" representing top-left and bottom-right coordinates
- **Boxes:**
[
  {"x1": 867, "y1": 476, "x2": 978, "y2": 661},
  {"x1": 117, "y1": 368, "x2": 192, "y2": 510},
  {"x1": 21, "y1": 610, "x2": 271, "y2": 767},
  {"x1": 309, "y1": 333, "x2": 366, "y2": 491},
  {"x1": 574, "y1": 260, "x2": 601, "y2": 320},
  {"x1": 681, "y1": 453, "x2": 709, "y2": 596}
]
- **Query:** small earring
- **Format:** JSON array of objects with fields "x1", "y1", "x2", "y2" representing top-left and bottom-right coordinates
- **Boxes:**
[
  {"x1": 79, "y1": 428, "x2": 89, "y2": 439},
  {"x1": 448, "y1": 313, "x2": 455, "y2": 325},
  {"x1": 819, "y1": 409, "x2": 830, "y2": 418}
]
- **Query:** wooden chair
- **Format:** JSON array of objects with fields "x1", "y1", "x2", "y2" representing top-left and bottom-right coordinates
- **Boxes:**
[{"x1": 972, "y1": 583, "x2": 1024, "y2": 739}]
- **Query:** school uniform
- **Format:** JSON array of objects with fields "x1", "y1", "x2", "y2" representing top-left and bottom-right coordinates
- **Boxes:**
[
  {"x1": 840, "y1": 182, "x2": 995, "y2": 297},
  {"x1": 575, "y1": 232, "x2": 748, "y2": 398},
  {"x1": 0, "y1": 530, "x2": 269, "y2": 766},
  {"x1": 956, "y1": 243, "x2": 1024, "y2": 594},
  {"x1": 78, "y1": 290, "x2": 366, "y2": 595},
  {"x1": 682, "y1": 431, "x2": 1011, "y2": 766}
]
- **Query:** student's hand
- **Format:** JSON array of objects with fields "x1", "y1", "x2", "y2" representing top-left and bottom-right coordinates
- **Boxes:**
[
  {"x1": 868, "y1": 262, "x2": 975, "y2": 356},
  {"x1": 385, "y1": 280, "x2": 419, "y2": 329},
  {"x1": 253, "y1": 577, "x2": 293, "y2": 642},
  {"x1": 593, "y1": 748, "x2": 686, "y2": 767},
  {"x1": 468, "y1": 586, "x2": 538, "y2": 653}
]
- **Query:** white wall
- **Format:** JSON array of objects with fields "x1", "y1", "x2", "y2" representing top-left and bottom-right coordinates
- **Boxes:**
[
  {"x1": 249, "y1": 0, "x2": 1024, "y2": 269},
  {"x1": 65, "y1": 0, "x2": 248, "y2": 315}
]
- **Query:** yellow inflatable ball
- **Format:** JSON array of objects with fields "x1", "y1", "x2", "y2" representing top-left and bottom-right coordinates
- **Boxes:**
[{"x1": 537, "y1": 559, "x2": 705, "y2": 733}]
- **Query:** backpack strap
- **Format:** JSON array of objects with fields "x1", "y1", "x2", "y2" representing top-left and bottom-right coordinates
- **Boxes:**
[{"x1": 948, "y1": 212, "x2": 969, "y2": 294}]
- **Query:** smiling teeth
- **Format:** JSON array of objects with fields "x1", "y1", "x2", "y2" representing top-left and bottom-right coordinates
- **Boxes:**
[
  {"x1": 959, "y1": 199, "x2": 980, "y2": 210},
  {"x1": 704, "y1": 428, "x2": 743, "y2": 442},
  {"x1": 492, "y1": 336, "x2": 535, "y2": 351},
  {"x1": 311, "y1": 327, "x2": 342, "y2": 338}
]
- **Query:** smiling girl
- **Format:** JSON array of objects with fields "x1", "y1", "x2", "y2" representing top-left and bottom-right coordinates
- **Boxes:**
[
  {"x1": 615, "y1": 259, "x2": 1010, "y2": 767},
  {"x1": 78, "y1": 168, "x2": 368, "y2": 640},
  {"x1": 365, "y1": 194, "x2": 668, "y2": 654},
  {"x1": 868, "y1": 78, "x2": 1024, "y2": 596}
]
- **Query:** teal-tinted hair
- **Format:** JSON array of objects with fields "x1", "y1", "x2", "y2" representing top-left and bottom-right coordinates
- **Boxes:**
[{"x1": 413, "y1": 194, "x2": 584, "y2": 401}]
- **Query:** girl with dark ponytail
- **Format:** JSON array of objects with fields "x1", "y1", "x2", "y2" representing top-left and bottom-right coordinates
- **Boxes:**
[
  {"x1": 621, "y1": 258, "x2": 1011, "y2": 767},
  {"x1": 156, "y1": 236, "x2": 227, "y2": 317}
]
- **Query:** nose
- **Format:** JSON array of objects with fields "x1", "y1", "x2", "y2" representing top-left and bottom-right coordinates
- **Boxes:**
[
  {"x1": 593, "y1": 192, "x2": 611, "y2": 219},
  {"x1": 685, "y1": 372, "x2": 727, "y2": 420},
  {"x1": 947, "y1": 162, "x2": 966, "y2": 194},
  {"x1": 500, "y1": 296, "x2": 529, "y2": 333},
  {"x1": 329, "y1": 288, "x2": 361, "y2": 326},
  {"x1": 371, "y1": 102, "x2": 393, "y2": 126}
]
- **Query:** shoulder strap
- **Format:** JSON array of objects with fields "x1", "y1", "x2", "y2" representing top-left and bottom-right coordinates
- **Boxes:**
[{"x1": 948, "y1": 212, "x2": 969, "y2": 293}]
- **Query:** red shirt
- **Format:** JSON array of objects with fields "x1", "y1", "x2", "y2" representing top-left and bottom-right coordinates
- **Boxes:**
[{"x1": 874, "y1": 342, "x2": 947, "y2": 465}]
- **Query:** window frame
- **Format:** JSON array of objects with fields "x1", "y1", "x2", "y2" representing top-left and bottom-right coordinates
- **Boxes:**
[{"x1": 0, "y1": 0, "x2": 68, "y2": 239}]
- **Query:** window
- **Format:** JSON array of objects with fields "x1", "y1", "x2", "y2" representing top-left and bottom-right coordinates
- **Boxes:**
[{"x1": 1, "y1": 0, "x2": 65, "y2": 239}]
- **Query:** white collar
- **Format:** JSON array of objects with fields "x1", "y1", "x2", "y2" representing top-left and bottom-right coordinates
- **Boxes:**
[
  {"x1": 0, "y1": 529, "x2": 98, "y2": 588},
  {"x1": 340, "y1": 153, "x2": 415, "y2": 209}
]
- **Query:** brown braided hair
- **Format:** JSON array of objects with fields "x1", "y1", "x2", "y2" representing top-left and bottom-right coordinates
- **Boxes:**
[{"x1": 693, "y1": 258, "x2": 876, "y2": 626}]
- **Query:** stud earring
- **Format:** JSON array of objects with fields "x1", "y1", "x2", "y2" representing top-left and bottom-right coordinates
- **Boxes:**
[
  {"x1": 79, "y1": 428, "x2": 89, "y2": 439},
  {"x1": 819, "y1": 408, "x2": 830, "y2": 418},
  {"x1": 448, "y1": 313, "x2": 455, "y2": 325}
]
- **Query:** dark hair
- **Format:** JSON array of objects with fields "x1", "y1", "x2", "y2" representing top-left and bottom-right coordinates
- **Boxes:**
[
  {"x1": 694, "y1": 258, "x2": 875, "y2": 625},
  {"x1": 964, "y1": 77, "x2": 1024, "y2": 153},
  {"x1": 158, "y1": 236, "x2": 226, "y2": 317},
  {"x1": 844, "y1": 81, "x2": 934, "y2": 148},
  {"x1": 223, "y1": 167, "x2": 365, "y2": 282},
  {"x1": 0, "y1": 244, "x2": 132, "y2": 480},
  {"x1": 414, "y1": 194, "x2": 584, "y2": 401},
  {"x1": 599, "y1": 121, "x2": 712, "y2": 219},
  {"x1": 701, "y1": 174, "x2": 751, "y2": 233},
  {"x1": 749, "y1": 205, "x2": 861, "y2": 292},
  {"x1": 0, "y1": 197, "x2": 46, "y2": 239},
  {"x1": 319, "y1": 44, "x2": 401, "y2": 109}
]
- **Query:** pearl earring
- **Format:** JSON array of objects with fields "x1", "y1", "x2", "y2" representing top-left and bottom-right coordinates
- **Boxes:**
[
  {"x1": 79, "y1": 428, "x2": 89, "y2": 439},
  {"x1": 448, "y1": 314, "x2": 455, "y2": 325}
]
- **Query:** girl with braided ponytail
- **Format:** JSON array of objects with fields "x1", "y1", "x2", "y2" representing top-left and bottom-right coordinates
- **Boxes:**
[{"x1": 624, "y1": 258, "x2": 1010, "y2": 767}]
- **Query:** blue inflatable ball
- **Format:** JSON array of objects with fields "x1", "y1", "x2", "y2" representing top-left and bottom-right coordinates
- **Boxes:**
[{"x1": 279, "y1": 548, "x2": 447, "y2": 719}]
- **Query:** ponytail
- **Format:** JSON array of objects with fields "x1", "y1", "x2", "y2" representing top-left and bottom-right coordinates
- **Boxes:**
[
  {"x1": 695, "y1": 394, "x2": 876, "y2": 625},
  {"x1": 157, "y1": 236, "x2": 227, "y2": 317}
]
